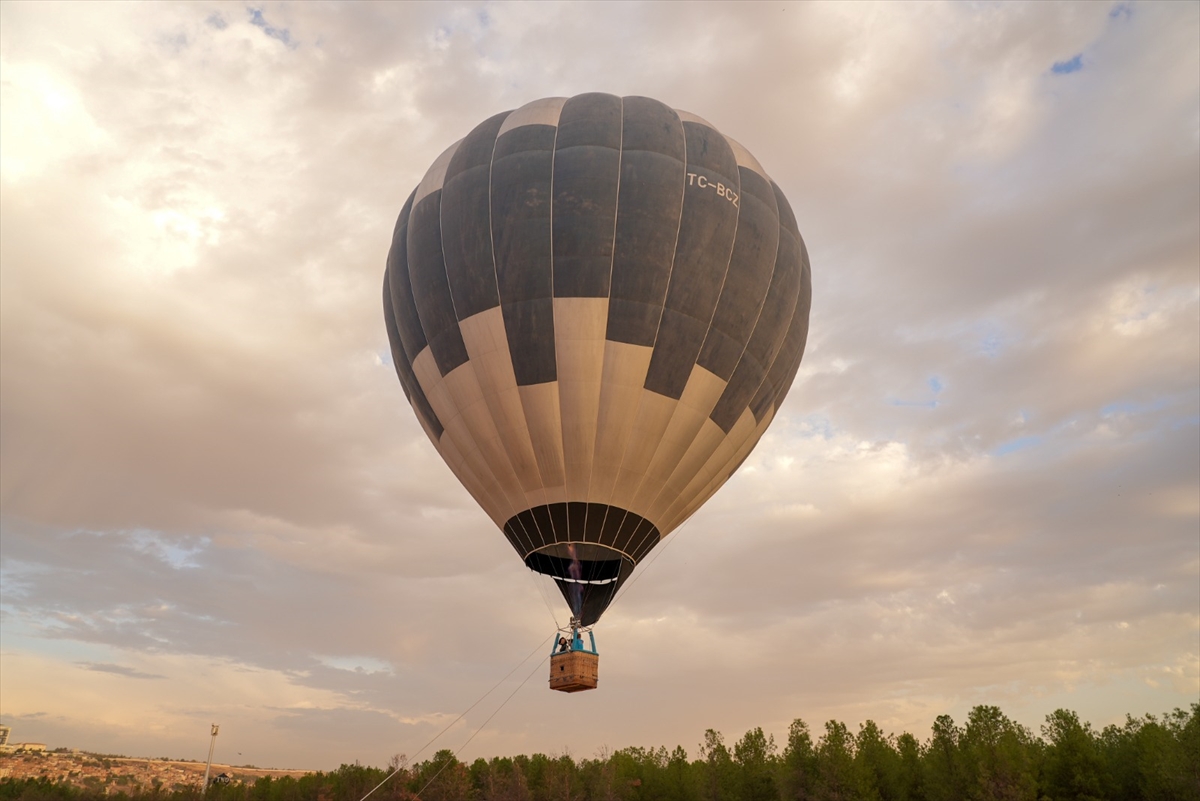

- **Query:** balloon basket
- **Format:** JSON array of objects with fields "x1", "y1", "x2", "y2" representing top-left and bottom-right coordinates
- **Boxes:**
[{"x1": 549, "y1": 623, "x2": 599, "y2": 693}]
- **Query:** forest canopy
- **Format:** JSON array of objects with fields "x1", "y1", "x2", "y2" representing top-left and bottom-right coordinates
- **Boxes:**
[{"x1": 2, "y1": 704, "x2": 1197, "y2": 801}]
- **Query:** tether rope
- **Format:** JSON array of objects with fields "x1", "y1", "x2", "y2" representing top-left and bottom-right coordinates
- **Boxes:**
[
  {"x1": 357, "y1": 632, "x2": 553, "y2": 801},
  {"x1": 359, "y1": 513, "x2": 694, "y2": 800},
  {"x1": 412, "y1": 651, "x2": 550, "y2": 798},
  {"x1": 526, "y1": 567, "x2": 563, "y2": 629}
]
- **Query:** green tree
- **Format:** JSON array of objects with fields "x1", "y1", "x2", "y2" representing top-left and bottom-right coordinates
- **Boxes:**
[
  {"x1": 922, "y1": 715, "x2": 967, "y2": 801},
  {"x1": 698, "y1": 729, "x2": 740, "y2": 801},
  {"x1": 1110, "y1": 706, "x2": 1200, "y2": 801},
  {"x1": 854, "y1": 721, "x2": 901, "y2": 801},
  {"x1": 813, "y1": 720, "x2": 861, "y2": 801},
  {"x1": 539, "y1": 753, "x2": 580, "y2": 801},
  {"x1": 666, "y1": 746, "x2": 698, "y2": 801},
  {"x1": 519, "y1": 754, "x2": 548, "y2": 799},
  {"x1": 477, "y1": 756, "x2": 529, "y2": 801},
  {"x1": 732, "y1": 728, "x2": 777, "y2": 801},
  {"x1": 578, "y1": 749, "x2": 622, "y2": 801},
  {"x1": 326, "y1": 763, "x2": 388, "y2": 801},
  {"x1": 960, "y1": 705, "x2": 1036, "y2": 801},
  {"x1": 410, "y1": 750, "x2": 471, "y2": 801},
  {"x1": 1040, "y1": 709, "x2": 1106, "y2": 801},
  {"x1": 778, "y1": 719, "x2": 818, "y2": 801}
]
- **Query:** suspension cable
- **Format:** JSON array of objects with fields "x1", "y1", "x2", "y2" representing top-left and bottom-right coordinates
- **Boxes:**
[
  {"x1": 526, "y1": 567, "x2": 563, "y2": 629},
  {"x1": 357, "y1": 632, "x2": 553, "y2": 801},
  {"x1": 412, "y1": 651, "x2": 550, "y2": 798}
]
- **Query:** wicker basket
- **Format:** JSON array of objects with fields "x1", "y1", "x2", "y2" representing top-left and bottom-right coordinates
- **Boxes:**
[{"x1": 549, "y1": 650, "x2": 599, "y2": 692}]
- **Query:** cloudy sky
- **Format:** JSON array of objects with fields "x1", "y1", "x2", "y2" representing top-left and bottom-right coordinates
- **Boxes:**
[{"x1": 1, "y1": 0, "x2": 1197, "y2": 771}]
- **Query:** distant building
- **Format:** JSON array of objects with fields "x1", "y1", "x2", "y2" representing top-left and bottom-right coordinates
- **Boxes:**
[
  {"x1": 0, "y1": 726, "x2": 10, "y2": 746},
  {"x1": 14, "y1": 743, "x2": 47, "y2": 752}
]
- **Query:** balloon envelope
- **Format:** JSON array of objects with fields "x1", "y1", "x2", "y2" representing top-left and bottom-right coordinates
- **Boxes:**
[{"x1": 384, "y1": 93, "x2": 811, "y2": 625}]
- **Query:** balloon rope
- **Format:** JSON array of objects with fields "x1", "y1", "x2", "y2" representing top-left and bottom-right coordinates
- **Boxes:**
[
  {"x1": 356, "y1": 632, "x2": 553, "y2": 801},
  {"x1": 412, "y1": 651, "x2": 550, "y2": 799},
  {"x1": 526, "y1": 568, "x2": 563, "y2": 629}
]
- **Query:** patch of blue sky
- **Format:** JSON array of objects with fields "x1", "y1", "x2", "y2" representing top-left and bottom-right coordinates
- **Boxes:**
[
  {"x1": 248, "y1": 7, "x2": 294, "y2": 48},
  {"x1": 992, "y1": 435, "x2": 1043, "y2": 457},
  {"x1": 1101, "y1": 398, "x2": 1168, "y2": 417},
  {"x1": 888, "y1": 376, "x2": 943, "y2": 409},
  {"x1": 979, "y1": 332, "x2": 1005, "y2": 358},
  {"x1": 1099, "y1": 396, "x2": 1200, "y2": 437},
  {"x1": 377, "y1": 348, "x2": 393, "y2": 368},
  {"x1": 127, "y1": 529, "x2": 209, "y2": 569},
  {"x1": 794, "y1": 414, "x2": 836, "y2": 440},
  {"x1": 1051, "y1": 54, "x2": 1083, "y2": 75},
  {"x1": 888, "y1": 398, "x2": 939, "y2": 409},
  {"x1": 0, "y1": 556, "x2": 55, "y2": 582},
  {"x1": 1109, "y1": 3, "x2": 1133, "y2": 21},
  {"x1": 205, "y1": 12, "x2": 227, "y2": 30},
  {"x1": 174, "y1": 608, "x2": 229, "y2": 626}
]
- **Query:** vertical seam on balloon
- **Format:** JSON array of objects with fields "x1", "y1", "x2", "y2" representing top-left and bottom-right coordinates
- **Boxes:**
[
  {"x1": 585, "y1": 95, "x2": 624, "y2": 549},
  {"x1": 393, "y1": 192, "x2": 425, "y2": 359},
  {"x1": 626, "y1": 120, "x2": 744, "y2": 560},
  {"x1": 433, "y1": 142, "x2": 524, "y2": 529},
  {"x1": 394, "y1": 203, "x2": 435, "y2": 414},
  {"x1": 730, "y1": 236, "x2": 792, "y2": 416},
  {"x1": 448, "y1": 139, "x2": 543, "y2": 544},
  {"x1": 645, "y1": 110, "x2": 689, "y2": 372},
  {"x1": 597, "y1": 102, "x2": 688, "y2": 556},
  {"x1": 665, "y1": 410, "x2": 766, "y2": 532},
  {"x1": 746, "y1": 204, "x2": 804, "y2": 421},
  {"x1": 386, "y1": 199, "x2": 441, "y2": 438},
  {"x1": 435, "y1": 431, "x2": 509, "y2": 533},
  {"x1": 407, "y1": 173, "x2": 512, "y2": 515},
  {"x1": 436, "y1": 150, "x2": 464, "y2": 331},
  {"x1": 764, "y1": 250, "x2": 811, "y2": 414},
  {"x1": 674, "y1": 398, "x2": 772, "y2": 532},
  {"x1": 410, "y1": 140, "x2": 463, "y2": 379},
  {"x1": 487, "y1": 111, "x2": 553, "y2": 554},
  {"x1": 744, "y1": 218, "x2": 806, "y2": 430},
  {"x1": 546, "y1": 103, "x2": 567, "y2": 550},
  {"x1": 645, "y1": 165, "x2": 780, "y2": 519},
  {"x1": 656, "y1": 260, "x2": 791, "y2": 528}
]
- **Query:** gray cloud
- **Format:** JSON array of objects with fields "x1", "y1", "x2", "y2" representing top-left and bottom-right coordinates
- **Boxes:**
[{"x1": 77, "y1": 662, "x2": 167, "y2": 680}]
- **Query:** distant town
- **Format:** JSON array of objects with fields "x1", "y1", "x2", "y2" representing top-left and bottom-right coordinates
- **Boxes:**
[{"x1": 0, "y1": 726, "x2": 309, "y2": 794}]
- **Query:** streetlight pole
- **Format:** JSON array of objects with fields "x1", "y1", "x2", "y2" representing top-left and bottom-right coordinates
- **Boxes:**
[{"x1": 202, "y1": 724, "x2": 219, "y2": 789}]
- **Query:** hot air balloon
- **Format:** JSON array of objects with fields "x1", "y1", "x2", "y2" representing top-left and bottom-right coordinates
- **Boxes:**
[{"x1": 383, "y1": 93, "x2": 811, "y2": 690}]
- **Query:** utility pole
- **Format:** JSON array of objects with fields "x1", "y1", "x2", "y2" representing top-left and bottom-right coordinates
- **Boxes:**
[{"x1": 202, "y1": 724, "x2": 219, "y2": 790}]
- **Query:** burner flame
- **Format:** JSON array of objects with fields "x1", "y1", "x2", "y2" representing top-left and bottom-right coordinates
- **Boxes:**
[{"x1": 566, "y1": 543, "x2": 583, "y2": 617}]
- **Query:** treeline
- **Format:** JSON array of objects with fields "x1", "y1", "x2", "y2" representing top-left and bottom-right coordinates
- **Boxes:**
[{"x1": 2, "y1": 704, "x2": 1197, "y2": 801}]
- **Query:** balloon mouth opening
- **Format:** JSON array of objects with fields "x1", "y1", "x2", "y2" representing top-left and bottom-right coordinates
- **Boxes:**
[
  {"x1": 525, "y1": 544, "x2": 628, "y2": 585},
  {"x1": 525, "y1": 543, "x2": 635, "y2": 626}
]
